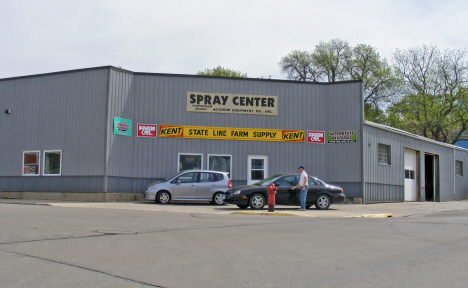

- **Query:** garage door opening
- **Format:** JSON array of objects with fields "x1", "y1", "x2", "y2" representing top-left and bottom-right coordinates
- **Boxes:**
[{"x1": 424, "y1": 154, "x2": 440, "y2": 202}]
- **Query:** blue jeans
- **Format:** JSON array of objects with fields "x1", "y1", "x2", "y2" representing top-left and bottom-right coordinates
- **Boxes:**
[{"x1": 300, "y1": 187, "x2": 308, "y2": 209}]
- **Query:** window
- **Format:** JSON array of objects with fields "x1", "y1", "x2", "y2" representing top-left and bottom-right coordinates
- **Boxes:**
[
  {"x1": 405, "y1": 169, "x2": 415, "y2": 179},
  {"x1": 178, "y1": 153, "x2": 202, "y2": 172},
  {"x1": 43, "y1": 150, "x2": 62, "y2": 176},
  {"x1": 176, "y1": 172, "x2": 199, "y2": 183},
  {"x1": 378, "y1": 144, "x2": 391, "y2": 165},
  {"x1": 456, "y1": 161, "x2": 463, "y2": 177},
  {"x1": 208, "y1": 154, "x2": 232, "y2": 177},
  {"x1": 250, "y1": 159, "x2": 265, "y2": 181},
  {"x1": 200, "y1": 172, "x2": 216, "y2": 182},
  {"x1": 276, "y1": 175, "x2": 296, "y2": 187},
  {"x1": 308, "y1": 177, "x2": 318, "y2": 186},
  {"x1": 23, "y1": 151, "x2": 40, "y2": 176}
]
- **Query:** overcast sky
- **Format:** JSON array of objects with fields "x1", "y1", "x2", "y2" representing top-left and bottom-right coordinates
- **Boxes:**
[{"x1": 1, "y1": 0, "x2": 467, "y2": 80}]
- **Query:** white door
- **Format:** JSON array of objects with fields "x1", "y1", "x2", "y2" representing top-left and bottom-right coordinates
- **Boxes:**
[
  {"x1": 247, "y1": 155, "x2": 269, "y2": 185},
  {"x1": 404, "y1": 149, "x2": 417, "y2": 201}
]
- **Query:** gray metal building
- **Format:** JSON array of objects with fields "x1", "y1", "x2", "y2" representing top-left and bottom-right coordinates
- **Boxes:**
[{"x1": 1, "y1": 66, "x2": 467, "y2": 202}]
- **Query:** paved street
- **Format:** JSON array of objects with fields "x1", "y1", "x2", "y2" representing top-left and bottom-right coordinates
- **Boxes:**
[{"x1": 1, "y1": 200, "x2": 468, "y2": 287}]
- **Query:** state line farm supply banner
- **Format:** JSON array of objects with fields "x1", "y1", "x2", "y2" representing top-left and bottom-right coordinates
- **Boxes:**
[
  {"x1": 186, "y1": 92, "x2": 278, "y2": 116},
  {"x1": 328, "y1": 130, "x2": 357, "y2": 143},
  {"x1": 158, "y1": 125, "x2": 304, "y2": 142}
]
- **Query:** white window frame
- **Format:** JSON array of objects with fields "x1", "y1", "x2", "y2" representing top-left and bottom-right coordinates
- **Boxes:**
[
  {"x1": 22, "y1": 151, "x2": 41, "y2": 176},
  {"x1": 378, "y1": 144, "x2": 391, "y2": 165},
  {"x1": 207, "y1": 154, "x2": 232, "y2": 178},
  {"x1": 456, "y1": 161, "x2": 463, "y2": 177},
  {"x1": 178, "y1": 153, "x2": 203, "y2": 172},
  {"x1": 43, "y1": 150, "x2": 62, "y2": 176}
]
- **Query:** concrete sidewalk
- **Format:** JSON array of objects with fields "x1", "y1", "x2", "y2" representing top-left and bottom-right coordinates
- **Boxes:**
[{"x1": 2, "y1": 198, "x2": 468, "y2": 218}]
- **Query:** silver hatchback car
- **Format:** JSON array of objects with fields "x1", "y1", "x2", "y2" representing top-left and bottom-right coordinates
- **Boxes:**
[{"x1": 142, "y1": 170, "x2": 232, "y2": 205}]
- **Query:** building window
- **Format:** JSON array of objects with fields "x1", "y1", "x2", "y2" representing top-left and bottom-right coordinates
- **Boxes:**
[
  {"x1": 23, "y1": 151, "x2": 40, "y2": 176},
  {"x1": 456, "y1": 161, "x2": 463, "y2": 177},
  {"x1": 378, "y1": 144, "x2": 391, "y2": 165},
  {"x1": 208, "y1": 154, "x2": 232, "y2": 178},
  {"x1": 178, "y1": 153, "x2": 202, "y2": 172},
  {"x1": 405, "y1": 169, "x2": 415, "y2": 179},
  {"x1": 250, "y1": 159, "x2": 265, "y2": 180},
  {"x1": 43, "y1": 150, "x2": 62, "y2": 176}
]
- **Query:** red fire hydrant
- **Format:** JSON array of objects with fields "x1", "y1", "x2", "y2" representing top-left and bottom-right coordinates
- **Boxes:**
[{"x1": 266, "y1": 183, "x2": 278, "y2": 212}]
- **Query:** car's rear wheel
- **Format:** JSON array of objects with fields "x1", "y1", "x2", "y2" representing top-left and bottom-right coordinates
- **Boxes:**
[
  {"x1": 237, "y1": 205, "x2": 248, "y2": 209},
  {"x1": 249, "y1": 193, "x2": 266, "y2": 210},
  {"x1": 315, "y1": 194, "x2": 331, "y2": 210},
  {"x1": 212, "y1": 192, "x2": 224, "y2": 205},
  {"x1": 156, "y1": 191, "x2": 171, "y2": 204}
]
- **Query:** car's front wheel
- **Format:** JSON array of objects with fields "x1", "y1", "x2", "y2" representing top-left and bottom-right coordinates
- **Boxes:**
[
  {"x1": 249, "y1": 193, "x2": 266, "y2": 210},
  {"x1": 315, "y1": 194, "x2": 331, "y2": 210},
  {"x1": 211, "y1": 192, "x2": 224, "y2": 205},
  {"x1": 156, "y1": 191, "x2": 171, "y2": 204}
]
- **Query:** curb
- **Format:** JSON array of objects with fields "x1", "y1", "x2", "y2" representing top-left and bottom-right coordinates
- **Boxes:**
[{"x1": 231, "y1": 211, "x2": 308, "y2": 217}]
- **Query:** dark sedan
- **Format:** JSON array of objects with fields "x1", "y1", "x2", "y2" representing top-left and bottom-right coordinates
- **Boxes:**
[{"x1": 224, "y1": 174, "x2": 346, "y2": 210}]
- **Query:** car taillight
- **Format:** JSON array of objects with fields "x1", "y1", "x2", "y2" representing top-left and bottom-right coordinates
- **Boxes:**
[{"x1": 228, "y1": 181, "x2": 232, "y2": 189}]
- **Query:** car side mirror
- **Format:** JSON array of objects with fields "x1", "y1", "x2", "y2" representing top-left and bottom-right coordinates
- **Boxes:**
[
  {"x1": 176, "y1": 179, "x2": 181, "y2": 184},
  {"x1": 274, "y1": 183, "x2": 280, "y2": 187}
]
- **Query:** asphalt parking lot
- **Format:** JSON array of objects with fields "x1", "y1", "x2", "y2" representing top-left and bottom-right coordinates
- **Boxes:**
[
  {"x1": 2, "y1": 198, "x2": 468, "y2": 218},
  {"x1": 3, "y1": 198, "x2": 468, "y2": 287}
]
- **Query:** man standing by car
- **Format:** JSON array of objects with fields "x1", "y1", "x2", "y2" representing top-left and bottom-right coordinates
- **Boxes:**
[{"x1": 291, "y1": 166, "x2": 308, "y2": 211}]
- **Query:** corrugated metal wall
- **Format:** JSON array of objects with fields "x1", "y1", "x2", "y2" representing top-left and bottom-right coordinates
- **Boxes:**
[
  {"x1": 106, "y1": 69, "x2": 364, "y2": 195},
  {"x1": 455, "y1": 149, "x2": 468, "y2": 199},
  {"x1": 363, "y1": 123, "x2": 468, "y2": 202},
  {"x1": 3, "y1": 67, "x2": 467, "y2": 200},
  {"x1": 0, "y1": 68, "x2": 109, "y2": 192}
]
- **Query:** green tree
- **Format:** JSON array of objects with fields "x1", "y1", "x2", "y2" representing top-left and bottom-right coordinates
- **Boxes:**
[
  {"x1": 197, "y1": 66, "x2": 247, "y2": 78},
  {"x1": 279, "y1": 39, "x2": 400, "y2": 122},
  {"x1": 312, "y1": 38, "x2": 351, "y2": 82},
  {"x1": 278, "y1": 50, "x2": 319, "y2": 81},
  {"x1": 346, "y1": 44, "x2": 401, "y2": 109},
  {"x1": 392, "y1": 45, "x2": 468, "y2": 143}
]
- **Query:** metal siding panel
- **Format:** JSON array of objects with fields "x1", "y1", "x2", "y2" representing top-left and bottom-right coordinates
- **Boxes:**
[
  {"x1": 126, "y1": 75, "x2": 363, "y2": 195},
  {"x1": 106, "y1": 69, "x2": 135, "y2": 178},
  {"x1": 364, "y1": 124, "x2": 465, "y2": 202},
  {"x1": 0, "y1": 69, "x2": 108, "y2": 181}
]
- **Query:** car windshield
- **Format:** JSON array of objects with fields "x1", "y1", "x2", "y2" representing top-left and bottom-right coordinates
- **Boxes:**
[{"x1": 254, "y1": 175, "x2": 284, "y2": 186}]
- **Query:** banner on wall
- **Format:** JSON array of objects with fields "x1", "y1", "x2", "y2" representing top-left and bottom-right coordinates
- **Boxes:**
[
  {"x1": 114, "y1": 117, "x2": 132, "y2": 136},
  {"x1": 137, "y1": 124, "x2": 157, "y2": 138},
  {"x1": 307, "y1": 131, "x2": 325, "y2": 144},
  {"x1": 158, "y1": 124, "x2": 304, "y2": 142},
  {"x1": 186, "y1": 92, "x2": 278, "y2": 116},
  {"x1": 328, "y1": 130, "x2": 357, "y2": 143}
]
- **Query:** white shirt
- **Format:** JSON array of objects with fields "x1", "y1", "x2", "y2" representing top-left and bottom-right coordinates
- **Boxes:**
[{"x1": 299, "y1": 170, "x2": 308, "y2": 186}]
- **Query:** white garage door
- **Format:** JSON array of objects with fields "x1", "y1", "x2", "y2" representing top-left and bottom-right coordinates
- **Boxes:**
[{"x1": 404, "y1": 149, "x2": 417, "y2": 201}]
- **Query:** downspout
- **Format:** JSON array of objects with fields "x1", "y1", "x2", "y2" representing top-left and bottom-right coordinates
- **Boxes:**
[
  {"x1": 103, "y1": 68, "x2": 111, "y2": 193},
  {"x1": 360, "y1": 81, "x2": 365, "y2": 204}
]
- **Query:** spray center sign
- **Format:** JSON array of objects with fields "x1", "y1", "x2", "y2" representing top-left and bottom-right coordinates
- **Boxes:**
[
  {"x1": 186, "y1": 92, "x2": 278, "y2": 116},
  {"x1": 159, "y1": 125, "x2": 304, "y2": 142}
]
